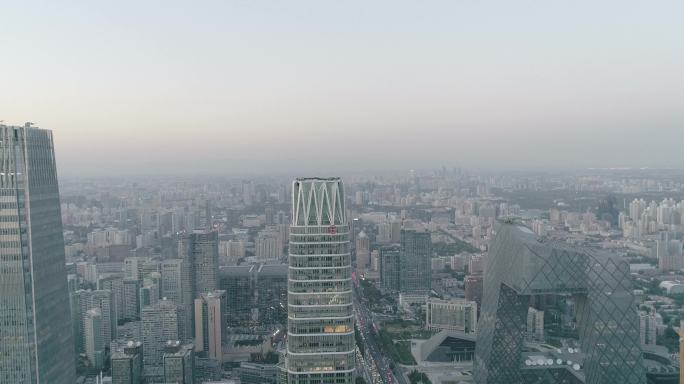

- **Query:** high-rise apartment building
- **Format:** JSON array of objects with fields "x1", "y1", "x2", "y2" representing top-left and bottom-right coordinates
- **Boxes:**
[
  {"x1": 0, "y1": 124, "x2": 75, "y2": 383},
  {"x1": 399, "y1": 229, "x2": 432, "y2": 293},
  {"x1": 285, "y1": 178, "x2": 355, "y2": 383},
  {"x1": 194, "y1": 290, "x2": 227, "y2": 361}
]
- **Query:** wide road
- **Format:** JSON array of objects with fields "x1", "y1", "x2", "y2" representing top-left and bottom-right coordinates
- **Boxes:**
[{"x1": 353, "y1": 278, "x2": 408, "y2": 384}]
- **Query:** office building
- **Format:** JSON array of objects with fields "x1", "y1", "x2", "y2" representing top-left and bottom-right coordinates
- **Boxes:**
[
  {"x1": 285, "y1": 178, "x2": 355, "y2": 383},
  {"x1": 163, "y1": 341, "x2": 194, "y2": 384},
  {"x1": 124, "y1": 256, "x2": 148, "y2": 282},
  {"x1": 464, "y1": 275, "x2": 483, "y2": 309},
  {"x1": 195, "y1": 290, "x2": 227, "y2": 361},
  {"x1": 111, "y1": 341, "x2": 143, "y2": 384},
  {"x1": 526, "y1": 307, "x2": 544, "y2": 341},
  {"x1": 474, "y1": 223, "x2": 645, "y2": 384},
  {"x1": 219, "y1": 265, "x2": 254, "y2": 326},
  {"x1": 219, "y1": 264, "x2": 288, "y2": 327},
  {"x1": 142, "y1": 299, "x2": 180, "y2": 367},
  {"x1": 73, "y1": 289, "x2": 117, "y2": 353},
  {"x1": 380, "y1": 246, "x2": 401, "y2": 292},
  {"x1": 425, "y1": 298, "x2": 477, "y2": 333},
  {"x1": 658, "y1": 232, "x2": 684, "y2": 272},
  {"x1": 355, "y1": 231, "x2": 370, "y2": 273},
  {"x1": 179, "y1": 229, "x2": 219, "y2": 297},
  {"x1": 239, "y1": 362, "x2": 279, "y2": 384},
  {"x1": 255, "y1": 230, "x2": 281, "y2": 260},
  {"x1": 639, "y1": 312, "x2": 658, "y2": 346},
  {"x1": 123, "y1": 278, "x2": 140, "y2": 320},
  {"x1": 84, "y1": 308, "x2": 105, "y2": 370},
  {"x1": 161, "y1": 258, "x2": 193, "y2": 340},
  {"x1": 98, "y1": 274, "x2": 125, "y2": 322},
  {"x1": 0, "y1": 124, "x2": 75, "y2": 383},
  {"x1": 400, "y1": 229, "x2": 432, "y2": 293}
]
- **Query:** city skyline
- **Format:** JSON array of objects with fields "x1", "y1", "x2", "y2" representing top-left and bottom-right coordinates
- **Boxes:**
[
  {"x1": 3, "y1": 2, "x2": 684, "y2": 383},
  {"x1": 2, "y1": 1, "x2": 684, "y2": 176}
]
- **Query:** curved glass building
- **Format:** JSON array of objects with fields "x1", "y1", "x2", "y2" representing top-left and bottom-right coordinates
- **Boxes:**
[{"x1": 285, "y1": 177, "x2": 355, "y2": 384}]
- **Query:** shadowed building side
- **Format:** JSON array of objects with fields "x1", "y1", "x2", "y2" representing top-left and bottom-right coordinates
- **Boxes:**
[{"x1": 474, "y1": 223, "x2": 645, "y2": 384}]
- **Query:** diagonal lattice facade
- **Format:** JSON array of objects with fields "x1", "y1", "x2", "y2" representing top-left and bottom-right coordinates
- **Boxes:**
[{"x1": 474, "y1": 223, "x2": 645, "y2": 384}]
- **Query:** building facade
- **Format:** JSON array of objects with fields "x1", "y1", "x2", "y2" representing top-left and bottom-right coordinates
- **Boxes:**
[
  {"x1": 425, "y1": 298, "x2": 477, "y2": 333},
  {"x1": 179, "y1": 229, "x2": 219, "y2": 297},
  {"x1": 285, "y1": 178, "x2": 355, "y2": 383},
  {"x1": 142, "y1": 299, "x2": 180, "y2": 367},
  {"x1": 0, "y1": 124, "x2": 75, "y2": 383},
  {"x1": 219, "y1": 264, "x2": 288, "y2": 327},
  {"x1": 380, "y1": 246, "x2": 400, "y2": 292},
  {"x1": 194, "y1": 290, "x2": 227, "y2": 361},
  {"x1": 160, "y1": 258, "x2": 193, "y2": 340},
  {"x1": 111, "y1": 342, "x2": 143, "y2": 384},
  {"x1": 84, "y1": 308, "x2": 105, "y2": 370},
  {"x1": 163, "y1": 341, "x2": 194, "y2": 384},
  {"x1": 474, "y1": 223, "x2": 645, "y2": 384},
  {"x1": 399, "y1": 229, "x2": 432, "y2": 293}
]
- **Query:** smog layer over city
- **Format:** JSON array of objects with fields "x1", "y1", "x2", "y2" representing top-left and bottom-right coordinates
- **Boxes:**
[{"x1": 1, "y1": 1, "x2": 683, "y2": 384}]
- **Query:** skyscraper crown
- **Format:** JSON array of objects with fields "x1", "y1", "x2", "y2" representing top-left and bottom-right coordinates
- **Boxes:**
[{"x1": 292, "y1": 177, "x2": 346, "y2": 226}]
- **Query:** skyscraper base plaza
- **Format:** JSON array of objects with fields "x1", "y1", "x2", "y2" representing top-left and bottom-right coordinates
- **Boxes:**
[{"x1": 0, "y1": 123, "x2": 681, "y2": 384}]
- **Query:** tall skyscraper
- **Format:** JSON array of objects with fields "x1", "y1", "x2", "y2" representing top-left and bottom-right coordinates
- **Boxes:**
[
  {"x1": 399, "y1": 228, "x2": 432, "y2": 293},
  {"x1": 179, "y1": 229, "x2": 219, "y2": 297},
  {"x1": 194, "y1": 290, "x2": 227, "y2": 361},
  {"x1": 0, "y1": 124, "x2": 75, "y2": 383},
  {"x1": 160, "y1": 258, "x2": 193, "y2": 341},
  {"x1": 285, "y1": 178, "x2": 355, "y2": 383},
  {"x1": 474, "y1": 223, "x2": 645, "y2": 384}
]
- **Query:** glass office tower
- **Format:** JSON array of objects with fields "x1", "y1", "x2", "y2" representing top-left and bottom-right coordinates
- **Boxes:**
[
  {"x1": 474, "y1": 222, "x2": 645, "y2": 384},
  {"x1": 0, "y1": 124, "x2": 75, "y2": 383},
  {"x1": 286, "y1": 178, "x2": 355, "y2": 384}
]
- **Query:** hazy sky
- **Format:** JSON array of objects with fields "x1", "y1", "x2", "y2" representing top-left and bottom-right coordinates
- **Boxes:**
[{"x1": 1, "y1": 1, "x2": 683, "y2": 176}]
